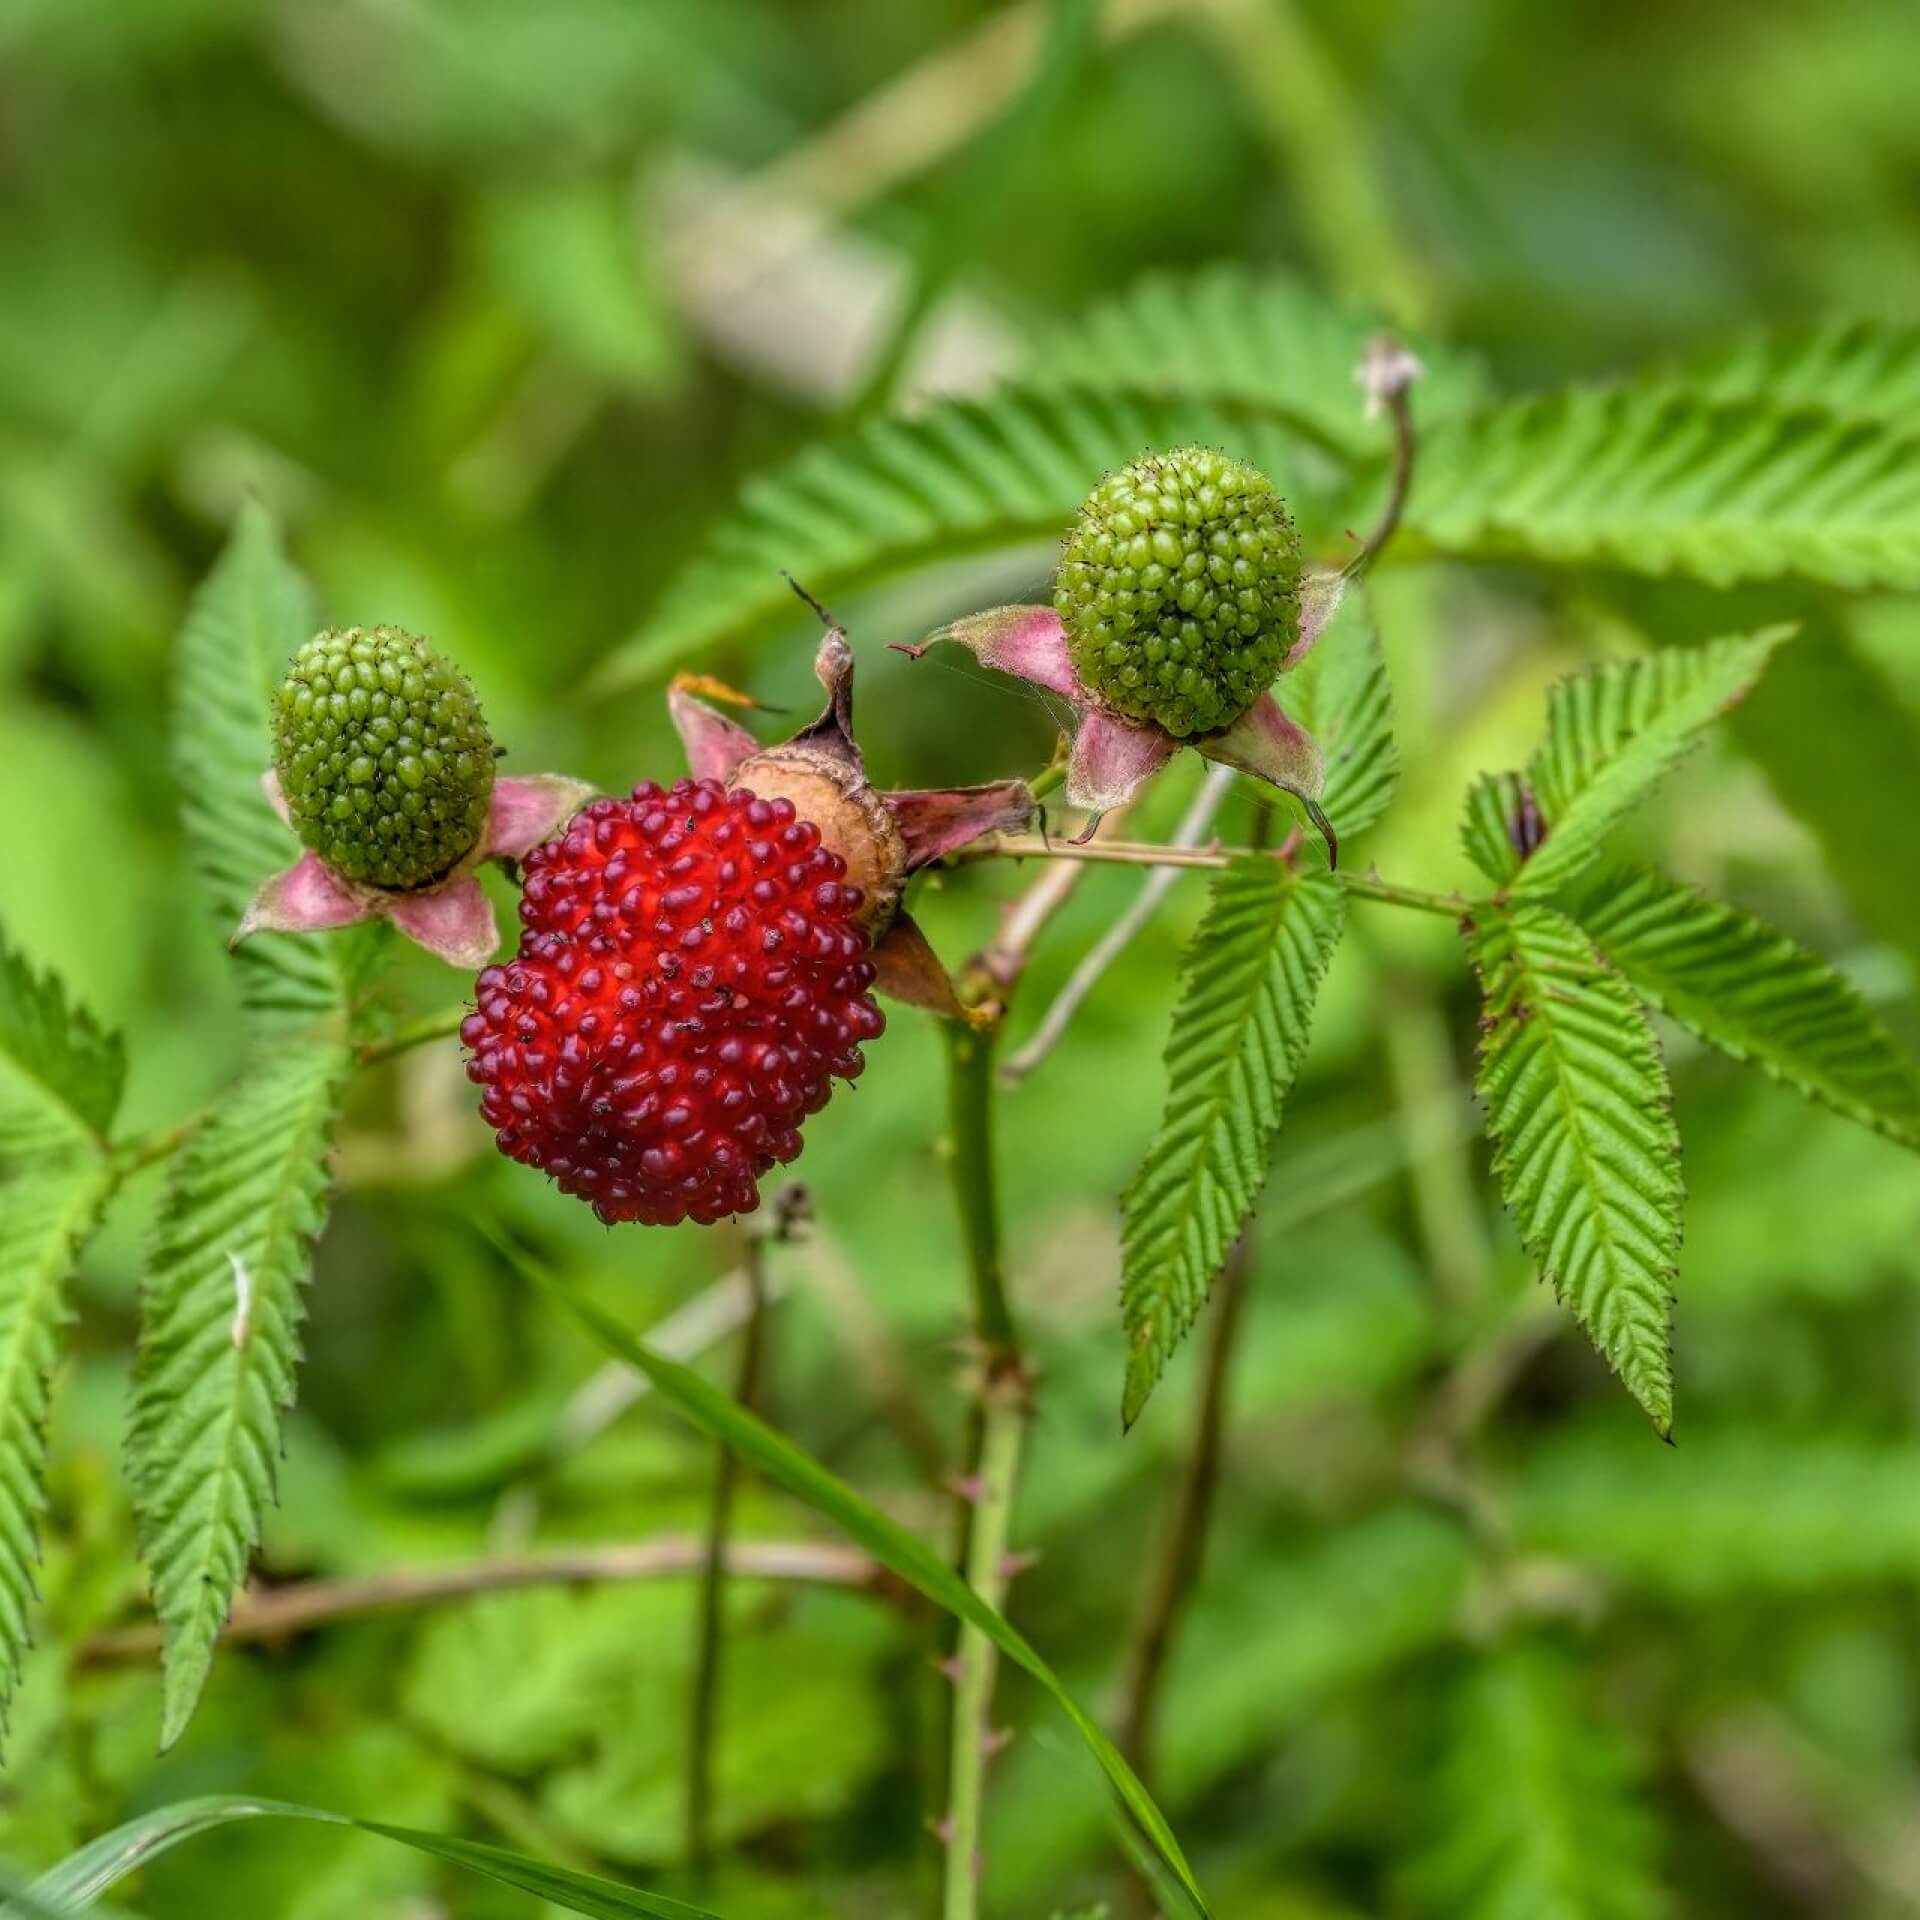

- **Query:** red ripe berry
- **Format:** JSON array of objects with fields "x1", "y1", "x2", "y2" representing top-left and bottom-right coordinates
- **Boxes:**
[{"x1": 461, "y1": 777, "x2": 884, "y2": 1226}]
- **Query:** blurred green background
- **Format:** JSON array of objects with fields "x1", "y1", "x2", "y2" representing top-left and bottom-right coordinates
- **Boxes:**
[{"x1": 5, "y1": 0, "x2": 1920, "y2": 1914}]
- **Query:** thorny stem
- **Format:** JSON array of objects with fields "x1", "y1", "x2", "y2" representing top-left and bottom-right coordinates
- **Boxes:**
[
  {"x1": 1118, "y1": 1232, "x2": 1253, "y2": 1788},
  {"x1": 944, "y1": 1382, "x2": 1023, "y2": 1920},
  {"x1": 936, "y1": 856, "x2": 1075, "y2": 1920},
  {"x1": 687, "y1": 1189, "x2": 802, "y2": 1880},
  {"x1": 943, "y1": 1020, "x2": 1021, "y2": 1378}
]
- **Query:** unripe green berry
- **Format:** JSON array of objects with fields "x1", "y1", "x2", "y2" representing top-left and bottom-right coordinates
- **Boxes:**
[
  {"x1": 271, "y1": 625, "x2": 495, "y2": 890},
  {"x1": 1055, "y1": 447, "x2": 1303, "y2": 738}
]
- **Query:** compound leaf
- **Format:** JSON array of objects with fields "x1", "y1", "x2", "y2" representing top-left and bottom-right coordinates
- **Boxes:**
[
  {"x1": 0, "y1": 931, "x2": 122, "y2": 1740},
  {"x1": 1564, "y1": 863, "x2": 1920, "y2": 1150},
  {"x1": 1122, "y1": 858, "x2": 1345, "y2": 1427},
  {"x1": 1467, "y1": 903, "x2": 1681, "y2": 1432},
  {"x1": 125, "y1": 1039, "x2": 350, "y2": 1748},
  {"x1": 1517, "y1": 629, "x2": 1791, "y2": 894},
  {"x1": 1411, "y1": 383, "x2": 1920, "y2": 590}
]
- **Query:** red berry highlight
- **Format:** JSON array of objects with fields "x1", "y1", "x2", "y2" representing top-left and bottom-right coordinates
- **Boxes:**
[{"x1": 462, "y1": 778, "x2": 884, "y2": 1226}]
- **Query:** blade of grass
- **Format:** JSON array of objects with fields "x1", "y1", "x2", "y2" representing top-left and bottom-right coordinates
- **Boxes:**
[{"x1": 23, "y1": 1796, "x2": 718, "y2": 1920}]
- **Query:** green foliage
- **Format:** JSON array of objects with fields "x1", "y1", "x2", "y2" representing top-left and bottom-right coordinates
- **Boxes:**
[
  {"x1": 125, "y1": 1040, "x2": 350, "y2": 1749},
  {"x1": 1727, "y1": 619, "x2": 1920, "y2": 977},
  {"x1": 1563, "y1": 863, "x2": 1920, "y2": 1149},
  {"x1": 1283, "y1": 588, "x2": 1397, "y2": 840},
  {"x1": 30, "y1": 1794, "x2": 725, "y2": 1919},
  {"x1": 598, "y1": 388, "x2": 1322, "y2": 689},
  {"x1": 171, "y1": 504, "x2": 356, "y2": 1025},
  {"x1": 14, "y1": 12, "x2": 1920, "y2": 1916},
  {"x1": 1652, "y1": 318, "x2": 1920, "y2": 425},
  {"x1": 1519, "y1": 629, "x2": 1791, "y2": 894},
  {"x1": 534, "y1": 1256, "x2": 1210, "y2": 1915},
  {"x1": 0, "y1": 934, "x2": 121, "y2": 1738},
  {"x1": 1516, "y1": 1429, "x2": 1920, "y2": 1597},
  {"x1": 1028, "y1": 266, "x2": 1489, "y2": 458},
  {"x1": 1120, "y1": 859, "x2": 1345, "y2": 1426},
  {"x1": 1410, "y1": 384, "x2": 1920, "y2": 588},
  {"x1": 1467, "y1": 904, "x2": 1681, "y2": 1432},
  {"x1": 1410, "y1": 1643, "x2": 1668, "y2": 1920},
  {"x1": 0, "y1": 1153, "x2": 112, "y2": 1740},
  {"x1": 403, "y1": 1585, "x2": 890, "y2": 1860},
  {"x1": 1460, "y1": 770, "x2": 1528, "y2": 885},
  {"x1": 0, "y1": 934, "x2": 124, "y2": 1150}
]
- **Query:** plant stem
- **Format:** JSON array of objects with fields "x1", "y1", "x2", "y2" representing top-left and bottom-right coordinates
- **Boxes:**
[
  {"x1": 935, "y1": 848, "x2": 1077, "y2": 1918},
  {"x1": 358, "y1": 1003, "x2": 470, "y2": 1065},
  {"x1": 943, "y1": 1381, "x2": 1024, "y2": 1920},
  {"x1": 77, "y1": 1536, "x2": 899, "y2": 1663},
  {"x1": 1119, "y1": 1231, "x2": 1252, "y2": 1786},
  {"x1": 687, "y1": 1213, "x2": 778, "y2": 1879},
  {"x1": 966, "y1": 833, "x2": 1475, "y2": 918},
  {"x1": 943, "y1": 1020, "x2": 1021, "y2": 1376}
]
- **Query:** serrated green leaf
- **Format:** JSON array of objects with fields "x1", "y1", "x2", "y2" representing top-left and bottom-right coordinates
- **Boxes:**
[
  {"x1": 596, "y1": 387, "x2": 1326, "y2": 690},
  {"x1": 25, "y1": 1795, "x2": 721, "y2": 1919},
  {"x1": 0, "y1": 1151, "x2": 112, "y2": 1740},
  {"x1": 1284, "y1": 587, "x2": 1397, "y2": 840},
  {"x1": 173, "y1": 502, "x2": 357, "y2": 1025},
  {"x1": 125, "y1": 1039, "x2": 350, "y2": 1748},
  {"x1": 0, "y1": 929, "x2": 124, "y2": 1150},
  {"x1": 1411, "y1": 384, "x2": 1920, "y2": 589},
  {"x1": 1460, "y1": 770, "x2": 1529, "y2": 885},
  {"x1": 1410, "y1": 1643, "x2": 1668, "y2": 1920},
  {"x1": 501, "y1": 1244, "x2": 1208, "y2": 1916},
  {"x1": 1516, "y1": 628, "x2": 1791, "y2": 894},
  {"x1": 1029, "y1": 266, "x2": 1488, "y2": 460},
  {"x1": 1563, "y1": 863, "x2": 1920, "y2": 1149},
  {"x1": 1467, "y1": 904, "x2": 1681, "y2": 1432},
  {"x1": 1122, "y1": 859, "x2": 1345, "y2": 1427}
]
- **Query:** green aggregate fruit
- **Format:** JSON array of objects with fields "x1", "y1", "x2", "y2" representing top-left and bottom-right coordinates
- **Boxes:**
[
  {"x1": 271, "y1": 625, "x2": 495, "y2": 890},
  {"x1": 1055, "y1": 447, "x2": 1303, "y2": 737}
]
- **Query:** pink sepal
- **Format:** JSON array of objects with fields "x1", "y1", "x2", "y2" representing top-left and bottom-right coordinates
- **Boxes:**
[
  {"x1": 885, "y1": 781, "x2": 1034, "y2": 871},
  {"x1": 928, "y1": 605, "x2": 1084, "y2": 702},
  {"x1": 261, "y1": 768, "x2": 293, "y2": 828},
  {"x1": 1203, "y1": 692, "x2": 1324, "y2": 798},
  {"x1": 870, "y1": 914, "x2": 966, "y2": 1018},
  {"x1": 669, "y1": 688, "x2": 761, "y2": 784},
  {"x1": 1066, "y1": 709, "x2": 1178, "y2": 815},
  {"x1": 233, "y1": 852, "x2": 377, "y2": 946},
  {"x1": 487, "y1": 774, "x2": 597, "y2": 860},
  {"x1": 382, "y1": 875, "x2": 501, "y2": 968},
  {"x1": 1201, "y1": 693, "x2": 1336, "y2": 865},
  {"x1": 1286, "y1": 569, "x2": 1347, "y2": 670}
]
